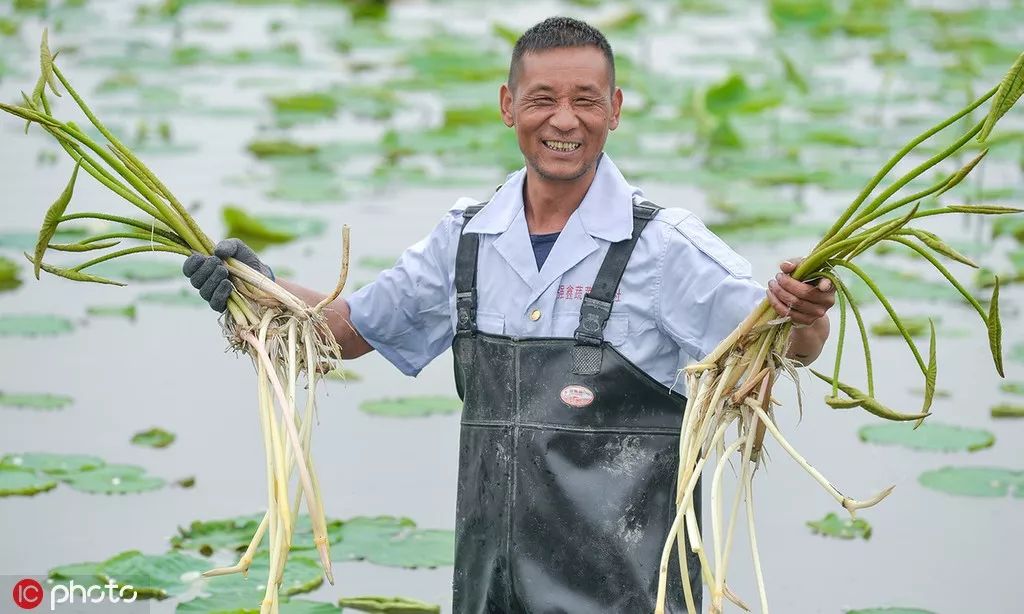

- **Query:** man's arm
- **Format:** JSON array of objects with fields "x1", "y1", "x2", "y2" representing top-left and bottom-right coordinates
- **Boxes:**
[
  {"x1": 786, "y1": 315, "x2": 829, "y2": 365},
  {"x1": 276, "y1": 279, "x2": 374, "y2": 359}
]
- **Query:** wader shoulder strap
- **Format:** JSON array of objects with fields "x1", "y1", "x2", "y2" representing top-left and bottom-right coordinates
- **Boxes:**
[
  {"x1": 572, "y1": 200, "x2": 661, "y2": 374},
  {"x1": 454, "y1": 204, "x2": 486, "y2": 334}
]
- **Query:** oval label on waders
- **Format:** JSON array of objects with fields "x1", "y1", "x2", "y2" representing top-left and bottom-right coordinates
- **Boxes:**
[{"x1": 560, "y1": 384, "x2": 595, "y2": 408}]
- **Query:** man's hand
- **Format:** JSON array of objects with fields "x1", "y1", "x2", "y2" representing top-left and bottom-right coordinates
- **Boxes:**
[
  {"x1": 766, "y1": 257, "x2": 835, "y2": 364},
  {"x1": 182, "y1": 238, "x2": 272, "y2": 312},
  {"x1": 766, "y1": 258, "x2": 835, "y2": 327}
]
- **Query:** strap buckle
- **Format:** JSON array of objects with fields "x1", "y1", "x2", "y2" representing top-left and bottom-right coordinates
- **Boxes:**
[
  {"x1": 456, "y1": 289, "x2": 477, "y2": 330},
  {"x1": 573, "y1": 295, "x2": 613, "y2": 346}
]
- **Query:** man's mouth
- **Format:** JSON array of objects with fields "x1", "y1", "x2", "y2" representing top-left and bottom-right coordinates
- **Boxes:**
[{"x1": 543, "y1": 140, "x2": 581, "y2": 152}]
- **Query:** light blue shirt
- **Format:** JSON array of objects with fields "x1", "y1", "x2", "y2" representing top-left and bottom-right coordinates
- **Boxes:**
[{"x1": 348, "y1": 154, "x2": 766, "y2": 389}]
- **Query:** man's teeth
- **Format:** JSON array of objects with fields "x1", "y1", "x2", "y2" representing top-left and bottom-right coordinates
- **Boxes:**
[{"x1": 544, "y1": 140, "x2": 580, "y2": 151}]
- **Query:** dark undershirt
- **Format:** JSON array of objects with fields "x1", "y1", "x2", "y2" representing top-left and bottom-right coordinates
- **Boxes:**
[{"x1": 529, "y1": 232, "x2": 560, "y2": 270}]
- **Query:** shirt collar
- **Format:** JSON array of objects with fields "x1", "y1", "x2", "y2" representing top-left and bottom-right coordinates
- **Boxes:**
[{"x1": 464, "y1": 153, "x2": 640, "y2": 243}]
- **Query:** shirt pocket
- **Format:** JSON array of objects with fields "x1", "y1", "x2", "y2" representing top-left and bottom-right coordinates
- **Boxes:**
[
  {"x1": 554, "y1": 312, "x2": 629, "y2": 346},
  {"x1": 476, "y1": 311, "x2": 505, "y2": 335}
]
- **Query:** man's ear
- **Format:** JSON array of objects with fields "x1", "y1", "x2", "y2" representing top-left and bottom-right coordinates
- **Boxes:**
[
  {"x1": 609, "y1": 87, "x2": 623, "y2": 131},
  {"x1": 499, "y1": 83, "x2": 514, "y2": 127}
]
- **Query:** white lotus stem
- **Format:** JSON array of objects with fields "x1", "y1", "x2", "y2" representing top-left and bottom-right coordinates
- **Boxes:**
[
  {"x1": 746, "y1": 476, "x2": 769, "y2": 614},
  {"x1": 312, "y1": 226, "x2": 350, "y2": 314},
  {"x1": 227, "y1": 259, "x2": 307, "y2": 314},
  {"x1": 242, "y1": 329, "x2": 334, "y2": 582},
  {"x1": 711, "y1": 436, "x2": 746, "y2": 593},
  {"x1": 715, "y1": 409, "x2": 758, "y2": 611},
  {"x1": 656, "y1": 417, "x2": 732, "y2": 613},
  {"x1": 745, "y1": 399, "x2": 895, "y2": 514},
  {"x1": 655, "y1": 454, "x2": 708, "y2": 614}
]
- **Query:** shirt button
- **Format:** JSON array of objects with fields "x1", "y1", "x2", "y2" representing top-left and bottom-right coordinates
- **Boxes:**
[{"x1": 529, "y1": 309, "x2": 542, "y2": 321}]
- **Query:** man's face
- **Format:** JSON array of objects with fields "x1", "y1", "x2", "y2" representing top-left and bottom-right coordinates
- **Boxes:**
[{"x1": 500, "y1": 46, "x2": 622, "y2": 183}]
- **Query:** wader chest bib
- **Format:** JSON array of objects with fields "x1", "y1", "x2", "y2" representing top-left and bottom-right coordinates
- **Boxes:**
[{"x1": 451, "y1": 201, "x2": 701, "y2": 613}]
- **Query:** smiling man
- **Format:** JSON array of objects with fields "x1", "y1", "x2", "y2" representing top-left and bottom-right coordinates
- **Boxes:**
[{"x1": 185, "y1": 16, "x2": 834, "y2": 614}]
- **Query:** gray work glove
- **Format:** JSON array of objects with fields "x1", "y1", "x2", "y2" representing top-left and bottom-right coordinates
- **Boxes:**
[{"x1": 182, "y1": 238, "x2": 274, "y2": 312}]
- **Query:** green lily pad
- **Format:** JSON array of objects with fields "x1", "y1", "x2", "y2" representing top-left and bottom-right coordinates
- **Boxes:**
[
  {"x1": 707, "y1": 187, "x2": 803, "y2": 222},
  {"x1": 91, "y1": 258, "x2": 183, "y2": 282},
  {"x1": 708, "y1": 220, "x2": 826, "y2": 243},
  {"x1": 1, "y1": 453, "x2": 104, "y2": 475},
  {"x1": 178, "y1": 595, "x2": 339, "y2": 613},
  {"x1": 0, "y1": 314, "x2": 75, "y2": 336},
  {"x1": 703, "y1": 73, "x2": 783, "y2": 117},
  {"x1": 359, "y1": 396, "x2": 462, "y2": 418},
  {"x1": 48, "y1": 561, "x2": 106, "y2": 585},
  {"x1": 806, "y1": 512, "x2": 872, "y2": 540},
  {"x1": 0, "y1": 466, "x2": 58, "y2": 497},
  {"x1": 223, "y1": 206, "x2": 327, "y2": 251},
  {"x1": 270, "y1": 92, "x2": 339, "y2": 118},
  {"x1": 843, "y1": 264, "x2": 952, "y2": 303},
  {"x1": 86, "y1": 304, "x2": 137, "y2": 320},
  {"x1": 203, "y1": 551, "x2": 322, "y2": 597},
  {"x1": 992, "y1": 216, "x2": 1024, "y2": 241},
  {"x1": 247, "y1": 140, "x2": 320, "y2": 159},
  {"x1": 847, "y1": 605, "x2": 937, "y2": 609},
  {"x1": 338, "y1": 596, "x2": 440, "y2": 613},
  {"x1": 131, "y1": 428, "x2": 176, "y2": 449},
  {"x1": 172, "y1": 514, "x2": 342, "y2": 555},
  {"x1": 0, "y1": 392, "x2": 73, "y2": 410},
  {"x1": 326, "y1": 368, "x2": 361, "y2": 382},
  {"x1": 138, "y1": 288, "x2": 207, "y2": 307},
  {"x1": 0, "y1": 255, "x2": 22, "y2": 292},
  {"x1": 991, "y1": 404, "x2": 1024, "y2": 418},
  {"x1": 99, "y1": 550, "x2": 209, "y2": 599},
  {"x1": 268, "y1": 167, "x2": 345, "y2": 203},
  {"x1": 769, "y1": 0, "x2": 836, "y2": 32},
  {"x1": 869, "y1": 316, "x2": 933, "y2": 337},
  {"x1": 171, "y1": 515, "x2": 263, "y2": 555},
  {"x1": 0, "y1": 228, "x2": 90, "y2": 250},
  {"x1": 401, "y1": 38, "x2": 506, "y2": 85},
  {"x1": 62, "y1": 464, "x2": 165, "y2": 495},
  {"x1": 918, "y1": 466, "x2": 1024, "y2": 498},
  {"x1": 0, "y1": 17, "x2": 18, "y2": 37},
  {"x1": 999, "y1": 381, "x2": 1024, "y2": 395},
  {"x1": 333, "y1": 516, "x2": 455, "y2": 568},
  {"x1": 908, "y1": 387, "x2": 950, "y2": 399},
  {"x1": 858, "y1": 422, "x2": 994, "y2": 452},
  {"x1": 358, "y1": 256, "x2": 397, "y2": 271}
]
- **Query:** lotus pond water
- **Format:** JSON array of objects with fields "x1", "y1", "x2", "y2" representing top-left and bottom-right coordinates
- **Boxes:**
[{"x1": 1, "y1": 0, "x2": 1022, "y2": 613}]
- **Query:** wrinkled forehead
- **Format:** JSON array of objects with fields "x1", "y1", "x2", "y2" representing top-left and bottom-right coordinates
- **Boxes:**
[{"x1": 515, "y1": 47, "x2": 613, "y2": 94}]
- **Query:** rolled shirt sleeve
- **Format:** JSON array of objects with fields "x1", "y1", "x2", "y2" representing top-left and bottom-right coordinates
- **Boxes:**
[
  {"x1": 656, "y1": 212, "x2": 766, "y2": 361},
  {"x1": 347, "y1": 200, "x2": 472, "y2": 376}
]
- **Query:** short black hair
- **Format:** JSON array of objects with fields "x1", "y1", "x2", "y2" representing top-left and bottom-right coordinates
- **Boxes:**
[{"x1": 508, "y1": 17, "x2": 615, "y2": 92}]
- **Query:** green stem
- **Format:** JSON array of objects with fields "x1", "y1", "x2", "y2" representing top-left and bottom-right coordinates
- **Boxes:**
[
  {"x1": 46, "y1": 130, "x2": 160, "y2": 218},
  {"x1": 59, "y1": 212, "x2": 183, "y2": 243},
  {"x1": 884, "y1": 236, "x2": 987, "y2": 321},
  {"x1": 821, "y1": 272, "x2": 873, "y2": 396},
  {"x1": 51, "y1": 64, "x2": 211, "y2": 254},
  {"x1": 78, "y1": 231, "x2": 187, "y2": 248},
  {"x1": 73, "y1": 245, "x2": 190, "y2": 271},
  {"x1": 817, "y1": 85, "x2": 996, "y2": 246},
  {"x1": 53, "y1": 123, "x2": 196, "y2": 242},
  {"x1": 834, "y1": 260, "x2": 926, "y2": 374},
  {"x1": 830, "y1": 280, "x2": 848, "y2": 399},
  {"x1": 853, "y1": 121, "x2": 984, "y2": 224},
  {"x1": 849, "y1": 178, "x2": 948, "y2": 231}
]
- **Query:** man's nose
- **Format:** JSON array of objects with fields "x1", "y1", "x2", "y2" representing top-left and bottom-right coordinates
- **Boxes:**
[{"x1": 549, "y1": 103, "x2": 580, "y2": 133}]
